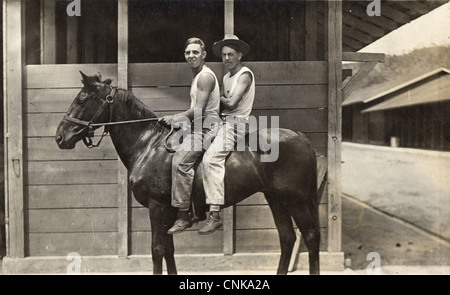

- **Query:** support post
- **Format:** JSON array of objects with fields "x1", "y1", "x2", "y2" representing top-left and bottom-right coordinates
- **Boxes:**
[
  {"x1": 66, "y1": 11, "x2": 78, "y2": 63},
  {"x1": 117, "y1": 0, "x2": 130, "y2": 258},
  {"x1": 81, "y1": 1, "x2": 95, "y2": 63},
  {"x1": 40, "y1": 0, "x2": 56, "y2": 64},
  {"x1": 305, "y1": 0, "x2": 317, "y2": 61},
  {"x1": 223, "y1": 0, "x2": 235, "y2": 255},
  {"x1": 327, "y1": 0, "x2": 342, "y2": 253},
  {"x1": 3, "y1": 0, "x2": 25, "y2": 258},
  {"x1": 224, "y1": 0, "x2": 234, "y2": 35}
]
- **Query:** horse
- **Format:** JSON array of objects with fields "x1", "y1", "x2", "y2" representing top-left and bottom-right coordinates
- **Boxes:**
[{"x1": 55, "y1": 71, "x2": 321, "y2": 275}]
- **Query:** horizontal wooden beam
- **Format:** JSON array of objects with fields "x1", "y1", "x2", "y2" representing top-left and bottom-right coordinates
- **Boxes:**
[
  {"x1": 346, "y1": 5, "x2": 399, "y2": 32},
  {"x1": 343, "y1": 44, "x2": 358, "y2": 53},
  {"x1": 342, "y1": 24, "x2": 375, "y2": 45},
  {"x1": 342, "y1": 52, "x2": 385, "y2": 63},
  {"x1": 343, "y1": 13, "x2": 386, "y2": 38},
  {"x1": 2, "y1": 252, "x2": 346, "y2": 273},
  {"x1": 381, "y1": 4, "x2": 412, "y2": 24},
  {"x1": 393, "y1": 1, "x2": 432, "y2": 16},
  {"x1": 342, "y1": 36, "x2": 365, "y2": 51}
]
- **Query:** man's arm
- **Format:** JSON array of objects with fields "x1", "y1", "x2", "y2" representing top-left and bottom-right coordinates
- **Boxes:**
[
  {"x1": 159, "y1": 72, "x2": 215, "y2": 125},
  {"x1": 221, "y1": 72, "x2": 252, "y2": 111}
]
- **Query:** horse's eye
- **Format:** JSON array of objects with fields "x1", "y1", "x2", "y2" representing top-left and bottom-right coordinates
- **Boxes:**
[{"x1": 77, "y1": 92, "x2": 89, "y2": 104}]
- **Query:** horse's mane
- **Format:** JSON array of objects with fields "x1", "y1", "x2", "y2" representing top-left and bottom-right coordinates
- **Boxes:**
[{"x1": 118, "y1": 88, "x2": 170, "y2": 134}]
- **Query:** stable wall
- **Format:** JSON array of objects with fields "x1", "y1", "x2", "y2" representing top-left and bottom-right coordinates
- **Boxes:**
[
  {"x1": 3, "y1": 0, "x2": 345, "y2": 273},
  {"x1": 22, "y1": 61, "x2": 329, "y2": 257}
]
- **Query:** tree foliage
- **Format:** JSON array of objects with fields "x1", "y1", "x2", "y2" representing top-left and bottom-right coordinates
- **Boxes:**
[{"x1": 358, "y1": 45, "x2": 450, "y2": 89}]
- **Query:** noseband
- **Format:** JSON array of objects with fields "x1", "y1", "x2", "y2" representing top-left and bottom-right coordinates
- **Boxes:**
[{"x1": 63, "y1": 87, "x2": 117, "y2": 148}]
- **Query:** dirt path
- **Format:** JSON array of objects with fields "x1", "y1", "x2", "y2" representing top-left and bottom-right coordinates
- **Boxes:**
[
  {"x1": 341, "y1": 142, "x2": 450, "y2": 242},
  {"x1": 342, "y1": 194, "x2": 450, "y2": 272},
  {"x1": 341, "y1": 143, "x2": 450, "y2": 273}
]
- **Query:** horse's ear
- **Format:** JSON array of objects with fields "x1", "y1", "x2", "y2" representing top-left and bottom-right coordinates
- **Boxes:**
[
  {"x1": 103, "y1": 79, "x2": 113, "y2": 85},
  {"x1": 80, "y1": 71, "x2": 90, "y2": 84},
  {"x1": 95, "y1": 73, "x2": 102, "y2": 82},
  {"x1": 80, "y1": 71, "x2": 98, "y2": 89}
]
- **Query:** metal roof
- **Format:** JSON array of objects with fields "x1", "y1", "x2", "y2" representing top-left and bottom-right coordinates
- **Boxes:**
[
  {"x1": 341, "y1": 0, "x2": 449, "y2": 52},
  {"x1": 359, "y1": 68, "x2": 450, "y2": 112},
  {"x1": 363, "y1": 67, "x2": 450, "y2": 103}
]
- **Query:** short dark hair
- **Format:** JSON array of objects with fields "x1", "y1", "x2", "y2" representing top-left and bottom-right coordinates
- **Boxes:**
[{"x1": 185, "y1": 37, "x2": 206, "y2": 52}]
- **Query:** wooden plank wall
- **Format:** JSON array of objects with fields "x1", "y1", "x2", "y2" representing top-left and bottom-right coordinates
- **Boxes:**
[
  {"x1": 22, "y1": 64, "x2": 329, "y2": 256},
  {"x1": 24, "y1": 64, "x2": 119, "y2": 256},
  {"x1": 128, "y1": 61, "x2": 329, "y2": 254}
]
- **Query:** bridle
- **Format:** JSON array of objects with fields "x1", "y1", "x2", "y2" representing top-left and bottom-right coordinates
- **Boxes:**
[
  {"x1": 63, "y1": 87, "x2": 168, "y2": 150},
  {"x1": 63, "y1": 87, "x2": 119, "y2": 148}
]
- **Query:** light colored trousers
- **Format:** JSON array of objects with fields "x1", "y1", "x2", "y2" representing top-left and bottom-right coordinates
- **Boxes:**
[
  {"x1": 171, "y1": 125, "x2": 218, "y2": 209},
  {"x1": 202, "y1": 118, "x2": 247, "y2": 206}
]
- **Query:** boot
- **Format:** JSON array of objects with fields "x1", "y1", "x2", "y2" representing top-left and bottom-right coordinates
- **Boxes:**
[
  {"x1": 198, "y1": 211, "x2": 222, "y2": 235},
  {"x1": 167, "y1": 210, "x2": 193, "y2": 234}
]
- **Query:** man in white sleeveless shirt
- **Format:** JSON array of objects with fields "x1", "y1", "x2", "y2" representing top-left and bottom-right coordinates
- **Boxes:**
[
  {"x1": 199, "y1": 35, "x2": 255, "y2": 234},
  {"x1": 159, "y1": 37, "x2": 221, "y2": 234}
]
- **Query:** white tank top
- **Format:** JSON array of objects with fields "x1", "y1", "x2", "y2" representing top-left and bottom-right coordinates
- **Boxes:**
[
  {"x1": 221, "y1": 66, "x2": 255, "y2": 118},
  {"x1": 190, "y1": 65, "x2": 220, "y2": 118}
]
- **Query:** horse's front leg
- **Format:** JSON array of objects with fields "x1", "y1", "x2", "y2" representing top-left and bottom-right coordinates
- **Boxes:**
[{"x1": 149, "y1": 201, "x2": 177, "y2": 275}]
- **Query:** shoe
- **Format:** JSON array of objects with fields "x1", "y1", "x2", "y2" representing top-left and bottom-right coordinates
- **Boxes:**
[
  {"x1": 198, "y1": 212, "x2": 222, "y2": 235},
  {"x1": 167, "y1": 210, "x2": 193, "y2": 234}
]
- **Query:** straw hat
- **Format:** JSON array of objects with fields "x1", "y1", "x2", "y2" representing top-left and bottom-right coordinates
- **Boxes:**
[{"x1": 213, "y1": 34, "x2": 250, "y2": 57}]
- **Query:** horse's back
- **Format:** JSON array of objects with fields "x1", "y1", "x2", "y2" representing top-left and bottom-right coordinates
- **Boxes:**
[
  {"x1": 130, "y1": 127, "x2": 317, "y2": 208},
  {"x1": 204, "y1": 128, "x2": 317, "y2": 205}
]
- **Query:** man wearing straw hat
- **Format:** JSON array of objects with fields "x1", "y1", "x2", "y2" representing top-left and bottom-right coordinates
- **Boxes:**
[{"x1": 199, "y1": 34, "x2": 256, "y2": 234}]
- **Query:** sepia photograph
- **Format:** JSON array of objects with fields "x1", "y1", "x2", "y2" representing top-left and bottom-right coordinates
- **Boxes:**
[{"x1": 1, "y1": 0, "x2": 449, "y2": 281}]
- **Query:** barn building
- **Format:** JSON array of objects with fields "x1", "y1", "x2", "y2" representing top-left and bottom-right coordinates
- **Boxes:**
[
  {"x1": 343, "y1": 68, "x2": 450, "y2": 151},
  {"x1": 2, "y1": 0, "x2": 447, "y2": 273}
]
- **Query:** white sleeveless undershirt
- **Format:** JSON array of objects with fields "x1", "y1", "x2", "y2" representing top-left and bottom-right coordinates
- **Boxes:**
[
  {"x1": 221, "y1": 66, "x2": 255, "y2": 118},
  {"x1": 190, "y1": 65, "x2": 220, "y2": 118}
]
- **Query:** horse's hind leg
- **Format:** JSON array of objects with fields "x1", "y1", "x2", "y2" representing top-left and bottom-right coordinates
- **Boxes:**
[
  {"x1": 287, "y1": 200, "x2": 321, "y2": 275},
  {"x1": 264, "y1": 193, "x2": 296, "y2": 275}
]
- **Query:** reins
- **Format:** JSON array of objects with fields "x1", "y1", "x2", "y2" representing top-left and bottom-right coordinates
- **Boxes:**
[{"x1": 63, "y1": 87, "x2": 176, "y2": 152}]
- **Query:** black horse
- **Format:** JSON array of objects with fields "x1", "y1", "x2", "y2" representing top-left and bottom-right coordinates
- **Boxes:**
[{"x1": 55, "y1": 72, "x2": 321, "y2": 275}]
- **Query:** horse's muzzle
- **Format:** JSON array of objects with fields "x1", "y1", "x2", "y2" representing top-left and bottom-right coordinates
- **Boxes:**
[
  {"x1": 56, "y1": 135, "x2": 64, "y2": 145},
  {"x1": 55, "y1": 132, "x2": 76, "y2": 149}
]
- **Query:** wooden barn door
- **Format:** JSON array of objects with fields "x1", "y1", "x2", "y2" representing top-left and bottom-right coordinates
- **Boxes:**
[
  {"x1": 24, "y1": 65, "x2": 120, "y2": 256},
  {"x1": 4, "y1": 0, "x2": 122, "y2": 258}
]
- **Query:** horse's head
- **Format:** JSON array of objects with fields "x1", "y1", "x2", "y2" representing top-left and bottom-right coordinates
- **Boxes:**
[{"x1": 55, "y1": 71, "x2": 114, "y2": 149}]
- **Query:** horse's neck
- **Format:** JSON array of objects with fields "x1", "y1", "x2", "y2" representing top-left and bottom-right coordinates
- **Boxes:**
[
  {"x1": 111, "y1": 89, "x2": 157, "y2": 122},
  {"x1": 108, "y1": 90, "x2": 167, "y2": 169}
]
